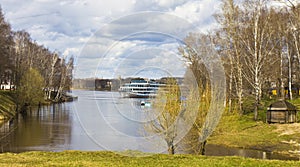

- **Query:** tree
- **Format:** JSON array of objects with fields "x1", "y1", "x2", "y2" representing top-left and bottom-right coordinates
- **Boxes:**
[
  {"x1": 0, "y1": 6, "x2": 73, "y2": 105},
  {"x1": 178, "y1": 43, "x2": 210, "y2": 154},
  {"x1": 13, "y1": 31, "x2": 33, "y2": 87},
  {"x1": 12, "y1": 31, "x2": 73, "y2": 102},
  {"x1": 285, "y1": 1, "x2": 300, "y2": 100},
  {"x1": 178, "y1": 32, "x2": 225, "y2": 155},
  {"x1": 235, "y1": 0, "x2": 277, "y2": 120},
  {"x1": 0, "y1": 7, "x2": 14, "y2": 86},
  {"x1": 178, "y1": 86, "x2": 209, "y2": 155},
  {"x1": 215, "y1": 0, "x2": 244, "y2": 114},
  {"x1": 215, "y1": 0, "x2": 300, "y2": 119},
  {"x1": 16, "y1": 68, "x2": 44, "y2": 111},
  {"x1": 53, "y1": 56, "x2": 73, "y2": 101},
  {"x1": 145, "y1": 78, "x2": 182, "y2": 154}
]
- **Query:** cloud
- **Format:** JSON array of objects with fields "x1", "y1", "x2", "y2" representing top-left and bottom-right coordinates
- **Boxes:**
[
  {"x1": 1, "y1": 0, "x2": 221, "y2": 78},
  {"x1": 170, "y1": 0, "x2": 221, "y2": 32}
]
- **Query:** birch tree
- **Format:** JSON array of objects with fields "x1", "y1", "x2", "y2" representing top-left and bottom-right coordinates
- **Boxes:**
[
  {"x1": 216, "y1": 0, "x2": 244, "y2": 113},
  {"x1": 238, "y1": 0, "x2": 278, "y2": 120},
  {"x1": 54, "y1": 56, "x2": 74, "y2": 101},
  {"x1": 271, "y1": 9, "x2": 289, "y2": 99},
  {"x1": 286, "y1": 1, "x2": 300, "y2": 99}
]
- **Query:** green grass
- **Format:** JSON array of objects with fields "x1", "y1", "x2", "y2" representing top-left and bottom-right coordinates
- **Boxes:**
[
  {"x1": 210, "y1": 114, "x2": 285, "y2": 149},
  {"x1": 209, "y1": 100, "x2": 300, "y2": 155},
  {"x1": 0, "y1": 151, "x2": 299, "y2": 167}
]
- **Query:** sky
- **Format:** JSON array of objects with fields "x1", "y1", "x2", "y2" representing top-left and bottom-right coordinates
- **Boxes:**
[{"x1": 0, "y1": 0, "x2": 221, "y2": 79}]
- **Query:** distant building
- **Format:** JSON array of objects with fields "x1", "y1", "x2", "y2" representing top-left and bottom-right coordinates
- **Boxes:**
[
  {"x1": 95, "y1": 79, "x2": 112, "y2": 91},
  {"x1": 72, "y1": 78, "x2": 95, "y2": 90},
  {"x1": 0, "y1": 69, "x2": 14, "y2": 90},
  {"x1": 0, "y1": 81, "x2": 15, "y2": 90}
]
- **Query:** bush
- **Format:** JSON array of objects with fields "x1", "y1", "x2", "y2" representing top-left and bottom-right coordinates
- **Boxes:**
[{"x1": 16, "y1": 68, "x2": 45, "y2": 108}]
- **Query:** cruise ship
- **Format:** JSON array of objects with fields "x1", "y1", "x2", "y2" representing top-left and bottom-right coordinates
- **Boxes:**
[{"x1": 119, "y1": 79, "x2": 164, "y2": 98}]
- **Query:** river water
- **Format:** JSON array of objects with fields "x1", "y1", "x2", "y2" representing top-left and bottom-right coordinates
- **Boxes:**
[{"x1": 0, "y1": 90, "x2": 298, "y2": 160}]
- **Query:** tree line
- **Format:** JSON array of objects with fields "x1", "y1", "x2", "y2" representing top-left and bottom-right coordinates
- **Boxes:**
[
  {"x1": 215, "y1": 0, "x2": 300, "y2": 120},
  {"x1": 183, "y1": 0, "x2": 300, "y2": 120},
  {"x1": 0, "y1": 7, "x2": 73, "y2": 110}
]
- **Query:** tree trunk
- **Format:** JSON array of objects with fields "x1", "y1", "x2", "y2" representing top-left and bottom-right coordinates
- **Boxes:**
[
  {"x1": 48, "y1": 55, "x2": 59, "y2": 100},
  {"x1": 167, "y1": 143, "x2": 175, "y2": 155},
  {"x1": 254, "y1": 74, "x2": 260, "y2": 121},
  {"x1": 280, "y1": 53, "x2": 285, "y2": 99},
  {"x1": 253, "y1": 7, "x2": 260, "y2": 121},
  {"x1": 237, "y1": 66, "x2": 243, "y2": 115},
  {"x1": 228, "y1": 57, "x2": 233, "y2": 113},
  {"x1": 197, "y1": 140, "x2": 207, "y2": 155},
  {"x1": 287, "y1": 51, "x2": 293, "y2": 100}
]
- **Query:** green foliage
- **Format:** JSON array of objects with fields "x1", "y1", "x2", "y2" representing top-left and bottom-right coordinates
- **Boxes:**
[
  {"x1": 17, "y1": 68, "x2": 45, "y2": 107},
  {"x1": 0, "y1": 151, "x2": 299, "y2": 167}
]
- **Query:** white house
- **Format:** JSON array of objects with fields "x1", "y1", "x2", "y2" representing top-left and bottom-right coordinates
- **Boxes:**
[{"x1": 0, "y1": 81, "x2": 15, "y2": 90}]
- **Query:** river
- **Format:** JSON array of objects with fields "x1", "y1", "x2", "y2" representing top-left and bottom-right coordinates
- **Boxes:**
[{"x1": 0, "y1": 90, "x2": 298, "y2": 160}]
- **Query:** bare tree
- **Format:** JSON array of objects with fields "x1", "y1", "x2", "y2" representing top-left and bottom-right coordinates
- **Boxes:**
[
  {"x1": 286, "y1": 2, "x2": 300, "y2": 99},
  {"x1": 178, "y1": 32, "x2": 226, "y2": 155},
  {"x1": 215, "y1": 0, "x2": 244, "y2": 114},
  {"x1": 236, "y1": 0, "x2": 279, "y2": 120},
  {"x1": 144, "y1": 78, "x2": 182, "y2": 154},
  {"x1": 54, "y1": 56, "x2": 74, "y2": 101},
  {"x1": 12, "y1": 31, "x2": 73, "y2": 102},
  {"x1": 0, "y1": 7, "x2": 14, "y2": 87}
]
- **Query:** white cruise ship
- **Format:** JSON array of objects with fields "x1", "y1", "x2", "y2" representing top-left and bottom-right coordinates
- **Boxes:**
[{"x1": 119, "y1": 79, "x2": 164, "y2": 98}]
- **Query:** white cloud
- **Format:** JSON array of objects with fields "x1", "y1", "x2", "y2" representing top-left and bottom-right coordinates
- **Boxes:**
[
  {"x1": 170, "y1": 0, "x2": 221, "y2": 32},
  {"x1": 0, "y1": 0, "x2": 220, "y2": 78}
]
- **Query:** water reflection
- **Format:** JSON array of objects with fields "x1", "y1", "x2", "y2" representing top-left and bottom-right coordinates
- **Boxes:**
[
  {"x1": 206, "y1": 144, "x2": 299, "y2": 161},
  {"x1": 0, "y1": 104, "x2": 73, "y2": 152}
]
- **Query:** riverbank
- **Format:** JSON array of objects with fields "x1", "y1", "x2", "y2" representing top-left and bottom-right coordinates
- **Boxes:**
[
  {"x1": 0, "y1": 91, "x2": 16, "y2": 121},
  {"x1": 209, "y1": 112, "x2": 300, "y2": 159},
  {"x1": 0, "y1": 151, "x2": 299, "y2": 167}
]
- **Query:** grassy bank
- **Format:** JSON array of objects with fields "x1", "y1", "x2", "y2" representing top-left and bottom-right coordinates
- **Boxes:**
[
  {"x1": 209, "y1": 102, "x2": 300, "y2": 157},
  {"x1": 0, "y1": 91, "x2": 16, "y2": 120},
  {"x1": 0, "y1": 151, "x2": 299, "y2": 167}
]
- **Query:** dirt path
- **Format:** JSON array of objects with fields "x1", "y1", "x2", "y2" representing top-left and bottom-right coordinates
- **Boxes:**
[
  {"x1": 273, "y1": 123, "x2": 300, "y2": 136},
  {"x1": 273, "y1": 123, "x2": 300, "y2": 157}
]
